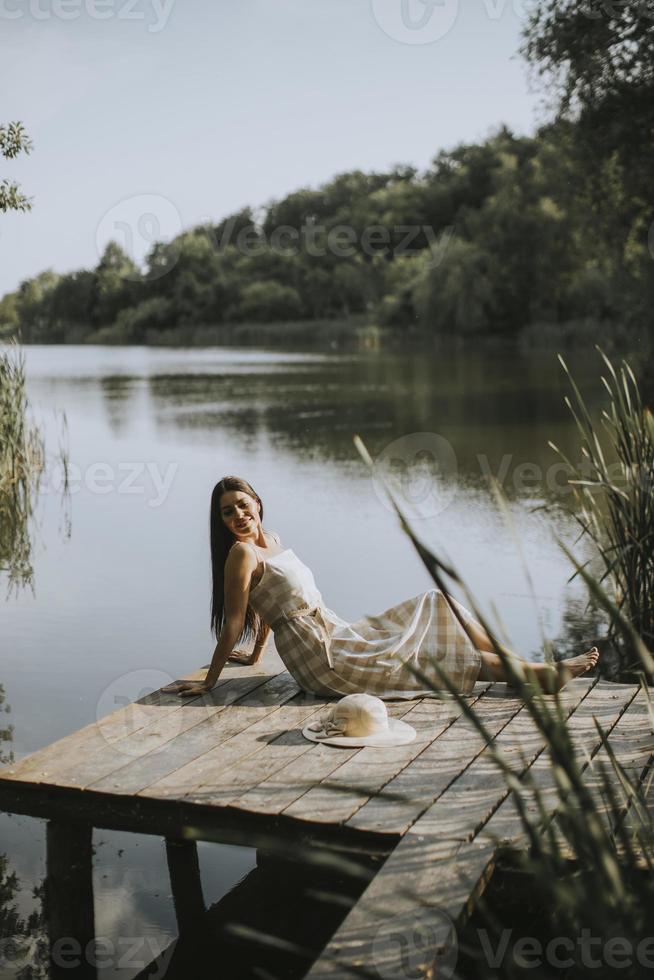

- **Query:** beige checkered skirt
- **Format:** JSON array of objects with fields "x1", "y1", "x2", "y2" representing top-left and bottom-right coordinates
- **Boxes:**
[{"x1": 247, "y1": 548, "x2": 483, "y2": 700}]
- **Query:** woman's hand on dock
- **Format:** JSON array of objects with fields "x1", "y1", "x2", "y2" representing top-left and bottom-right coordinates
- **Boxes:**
[
  {"x1": 227, "y1": 648, "x2": 258, "y2": 665},
  {"x1": 161, "y1": 680, "x2": 213, "y2": 697}
]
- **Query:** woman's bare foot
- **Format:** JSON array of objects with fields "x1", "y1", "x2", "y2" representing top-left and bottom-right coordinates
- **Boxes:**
[
  {"x1": 479, "y1": 646, "x2": 600, "y2": 694},
  {"x1": 553, "y1": 646, "x2": 600, "y2": 691}
]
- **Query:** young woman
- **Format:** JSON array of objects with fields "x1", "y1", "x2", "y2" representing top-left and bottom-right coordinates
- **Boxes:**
[{"x1": 163, "y1": 476, "x2": 599, "y2": 698}]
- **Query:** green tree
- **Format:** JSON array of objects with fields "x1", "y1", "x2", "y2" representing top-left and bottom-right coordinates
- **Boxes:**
[
  {"x1": 109, "y1": 296, "x2": 174, "y2": 343},
  {"x1": 92, "y1": 241, "x2": 140, "y2": 326},
  {"x1": 522, "y1": 1, "x2": 654, "y2": 325},
  {"x1": 15, "y1": 271, "x2": 59, "y2": 343},
  {"x1": 235, "y1": 280, "x2": 303, "y2": 322},
  {"x1": 49, "y1": 271, "x2": 96, "y2": 342},
  {"x1": 0, "y1": 121, "x2": 33, "y2": 213},
  {"x1": 0, "y1": 293, "x2": 20, "y2": 340}
]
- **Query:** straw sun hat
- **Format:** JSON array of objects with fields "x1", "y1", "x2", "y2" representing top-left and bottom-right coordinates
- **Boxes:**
[{"x1": 302, "y1": 693, "x2": 416, "y2": 748}]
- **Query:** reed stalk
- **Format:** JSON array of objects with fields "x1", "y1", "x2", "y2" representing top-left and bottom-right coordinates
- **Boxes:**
[
  {"x1": 0, "y1": 340, "x2": 44, "y2": 590},
  {"x1": 354, "y1": 427, "x2": 654, "y2": 980},
  {"x1": 548, "y1": 347, "x2": 654, "y2": 678}
]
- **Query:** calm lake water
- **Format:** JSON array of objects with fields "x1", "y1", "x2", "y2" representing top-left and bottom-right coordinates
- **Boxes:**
[{"x1": 0, "y1": 342, "x2": 633, "y2": 976}]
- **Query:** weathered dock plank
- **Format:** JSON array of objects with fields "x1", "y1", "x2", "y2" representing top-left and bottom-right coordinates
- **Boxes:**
[
  {"x1": 480, "y1": 680, "x2": 643, "y2": 845},
  {"x1": 284, "y1": 685, "x2": 494, "y2": 826},
  {"x1": 0, "y1": 667, "x2": 650, "y2": 980},
  {"x1": 234, "y1": 684, "x2": 491, "y2": 818},
  {"x1": 346, "y1": 683, "x2": 521, "y2": 835},
  {"x1": 415, "y1": 678, "x2": 602, "y2": 840},
  {"x1": 305, "y1": 680, "x2": 650, "y2": 978},
  {"x1": 0, "y1": 663, "x2": 281, "y2": 785},
  {"x1": 87, "y1": 672, "x2": 304, "y2": 794},
  {"x1": 140, "y1": 692, "x2": 329, "y2": 803}
]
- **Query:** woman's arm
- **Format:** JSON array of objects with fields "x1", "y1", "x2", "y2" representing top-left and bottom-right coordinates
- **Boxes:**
[
  {"x1": 229, "y1": 622, "x2": 270, "y2": 665},
  {"x1": 164, "y1": 544, "x2": 256, "y2": 696},
  {"x1": 251, "y1": 623, "x2": 271, "y2": 663}
]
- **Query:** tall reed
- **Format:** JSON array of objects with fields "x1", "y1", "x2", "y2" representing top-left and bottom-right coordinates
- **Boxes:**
[
  {"x1": 0, "y1": 341, "x2": 44, "y2": 589},
  {"x1": 354, "y1": 429, "x2": 654, "y2": 980},
  {"x1": 548, "y1": 347, "x2": 654, "y2": 678}
]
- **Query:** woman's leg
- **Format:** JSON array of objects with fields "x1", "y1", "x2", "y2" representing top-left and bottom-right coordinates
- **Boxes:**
[{"x1": 464, "y1": 617, "x2": 599, "y2": 693}]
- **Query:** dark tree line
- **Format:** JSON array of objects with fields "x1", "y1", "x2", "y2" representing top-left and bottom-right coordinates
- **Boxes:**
[{"x1": 2, "y1": 3, "x2": 652, "y2": 346}]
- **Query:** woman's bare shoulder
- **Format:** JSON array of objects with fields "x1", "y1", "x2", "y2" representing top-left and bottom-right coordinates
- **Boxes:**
[{"x1": 226, "y1": 541, "x2": 257, "y2": 568}]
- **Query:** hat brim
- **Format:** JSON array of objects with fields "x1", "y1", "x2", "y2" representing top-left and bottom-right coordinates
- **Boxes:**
[{"x1": 301, "y1": 717, "x2": 416, "y2": 748}]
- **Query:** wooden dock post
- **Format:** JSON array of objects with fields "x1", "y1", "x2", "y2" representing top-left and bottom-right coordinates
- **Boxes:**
[
  {"x1": 165, "y1": 838, "x2": 205, "y2": 936},
  {"x1": 45, "y1": 821, "x2": 96, "y2": 980}
]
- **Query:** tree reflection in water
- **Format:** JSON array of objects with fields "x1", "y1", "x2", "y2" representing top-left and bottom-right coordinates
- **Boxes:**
[{"x1": 0, "y1": 686, "x2": 47, "y2": 979}]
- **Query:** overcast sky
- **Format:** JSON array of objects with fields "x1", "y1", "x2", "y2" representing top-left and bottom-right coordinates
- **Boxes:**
[{"x1": 1, "y1": 0, "x2": 544, "y2": 295}]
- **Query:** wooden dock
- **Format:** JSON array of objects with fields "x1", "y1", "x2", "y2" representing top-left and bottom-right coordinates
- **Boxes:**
[{"x1": 1, "y1": 649, "x2": 652, "y2": 979}]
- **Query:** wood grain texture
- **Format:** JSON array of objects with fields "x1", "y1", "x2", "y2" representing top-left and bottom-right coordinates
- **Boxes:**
[{"x1": 1, "y1": 669, "x2": 650, "y2": 980}]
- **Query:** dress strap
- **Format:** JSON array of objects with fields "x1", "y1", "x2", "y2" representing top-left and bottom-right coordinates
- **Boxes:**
[
  {"x1": 245, "y1": 531, "x2": 279, "y2": 562},
  {"x1": 246, "y1": 540, "x2": 262, "y2": 564}
]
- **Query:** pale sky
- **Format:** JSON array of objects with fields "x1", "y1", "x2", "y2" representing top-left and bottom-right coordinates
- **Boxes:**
[{"x1": 1, "y1": 0, "x2": 543, "y2": 296}]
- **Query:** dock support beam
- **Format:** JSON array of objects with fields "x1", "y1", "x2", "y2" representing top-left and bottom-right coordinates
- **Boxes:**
[
  {"x1": 45, "y1": 821, "x2": 96, "y2": 979},
  {"x1": 165, "y1": 838, "x2": 205, "y2": 936}
]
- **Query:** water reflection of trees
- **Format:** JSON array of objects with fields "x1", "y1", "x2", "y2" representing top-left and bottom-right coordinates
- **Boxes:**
[
  {"x1": 0, "y1": 852, "x2": 47, "y2": 979},
  {"x1": 0, "y1": 685, "x2": 13, "y2": 767},
  {"x1": 144, "y1": 351, "x2": 608, "y2": 491},
  {"x1": 0, "y1": 686, "x2": 47, "y2": 979},
  {"x1": 100, "y1": 374, "x2": 141, "y2": 436}
]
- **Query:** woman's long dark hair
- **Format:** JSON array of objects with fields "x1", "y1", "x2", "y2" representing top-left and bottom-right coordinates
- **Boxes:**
[{"x1": 210, "y1": 475, "x2": 264, "y2": 645}]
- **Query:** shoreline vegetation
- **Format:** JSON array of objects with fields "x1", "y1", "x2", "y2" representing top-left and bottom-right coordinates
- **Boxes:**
[
  {"x1": 1, "y1": 317, "x2": 650, "y2": 356},
  {"x1": 1, "y1": 121, "x2": 652, "y2": 355}
]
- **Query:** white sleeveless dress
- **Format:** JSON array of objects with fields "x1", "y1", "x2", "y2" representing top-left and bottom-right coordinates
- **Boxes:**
[{"x1": 246, "y1": 538, "x2": 483, "y2": 700}]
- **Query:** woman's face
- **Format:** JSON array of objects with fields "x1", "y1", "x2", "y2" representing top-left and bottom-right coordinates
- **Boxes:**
[{"x1": 219, "y1": 489, "x2": 261, "y2": 539}]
